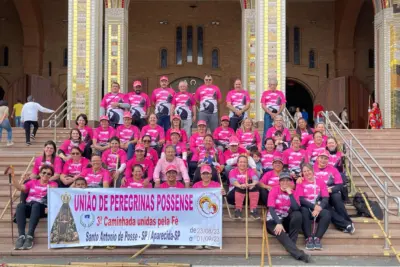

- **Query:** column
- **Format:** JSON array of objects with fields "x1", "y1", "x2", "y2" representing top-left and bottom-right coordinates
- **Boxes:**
[
  {"x1": 67, "y1": 0, "x2": 103, "y2": 122},
  {"x1": 104, "y1": 0, "x2": 130, "y2": 94}
]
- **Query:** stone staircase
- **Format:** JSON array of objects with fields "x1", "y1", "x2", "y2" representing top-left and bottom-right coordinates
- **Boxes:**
[{"x1": 0, "y1": 128, "x2": 399, "y2": 258}]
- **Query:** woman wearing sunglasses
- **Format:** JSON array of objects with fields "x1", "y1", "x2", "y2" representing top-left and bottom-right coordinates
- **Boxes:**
[
  {"x1": 139, "y1": 134, "x2": 159, "y2": 166},
  {"x1": 60, "y1": 147, "x2": 90, "y2": 187},
  {"x1": 13, "y1": 166, "x2": 58, "y2": 250}
]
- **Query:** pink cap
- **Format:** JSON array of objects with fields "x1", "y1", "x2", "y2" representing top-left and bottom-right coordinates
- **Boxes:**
[
  {"x1": 133, "y1": 80, "x2": 142, "y2": 87},
  {"x1": 200, "y1": 165, "x2": 212, "y2": 174},
  {"x1": 99, "y1": 115, "x2": 109, "y2": 121},
  {"x1": 135, "y1": 144, "x2": 145, "y2": 151},
  {"x1": 172, "y1": 115, "x2": 181, "y2": 121},
  {"x1": 229, "y1": 136, "x2": 239, "y2": 146},
  {"x1": 272, "y1": 156, "x2": 283, "y2": 164},
  {"x1": 221, "y1": 115, "x2": 230, "y2": 122},
  {"x1": 197, "y1": 120, "x2": 207, "y2": 126},
  {"x1": 318, "y1": 150, "x2": 330, "y2": 158},
  {"x1": 170, "y1": 129, "x2": 181, "y2": 136},
  {"x1": 160, "y1": 76, "x2": 169, "y2": 81},
  {"x1": 123, "y1": 112, "x2": 132, "y2": 119},
  {"x1": 166, "y1": 164, "x2": 178, "y2": 173}
]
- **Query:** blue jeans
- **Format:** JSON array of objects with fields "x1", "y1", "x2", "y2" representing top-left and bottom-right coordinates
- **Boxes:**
[
  {"x1": 14, "y1": 116, "x2": 21, "y2": 127},
  {"x1": 127, "y1": 143, "x2": 136, "y2": 160},
  {"x1": 262, "y1": 112, "x2": 273, "y2": 148},
  {"x1": 157, "y1": 115, "x2": 171, "y2": 132},
  {"x1": 0, "y1": 119, "x2": 13, "y2": 142}
]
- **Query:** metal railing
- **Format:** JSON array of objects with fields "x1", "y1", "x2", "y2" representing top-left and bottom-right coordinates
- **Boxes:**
[
  {"x1": 282, "y1": 108, "x2": 296, "y2": 129},
  {"x1": 41, "y1": 100, "x2": 73, "y2": 142}
]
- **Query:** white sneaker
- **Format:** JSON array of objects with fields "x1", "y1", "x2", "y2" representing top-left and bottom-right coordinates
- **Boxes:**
[
  {"x1": 6, "y1": 141, "x2": 14, "y2": 146},
  {"x1": 194, "y1": 245, "x2": 203, "y2": 250},
  {"x1": 179, "y1": 246, "x2": 185, "y2": 249},
  {"x1": 204, "y1": 245, "x2": 213, "y2": 250},
  {"x1": 160, "y1": 245, "x2": 168, "y2": 249}
]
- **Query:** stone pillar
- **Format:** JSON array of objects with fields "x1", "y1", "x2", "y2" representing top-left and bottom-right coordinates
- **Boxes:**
[
  {"x1": 104, "y1": 0, "x2": 130, "y2": 94},
  {"x1": 67, "y1": 0, "x2": 103, "y2": 122}
]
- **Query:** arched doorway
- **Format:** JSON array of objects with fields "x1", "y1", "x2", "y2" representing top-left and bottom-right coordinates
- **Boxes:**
[
  {"x1": 169, "y1": 76, "x2": 204, "y2": 93},
  {"x1": 285, "y1": 79, "x2": 314, "y2": 125},
  {"x1": 0, "y1": 87, "x2": 4, "y2": 100}
]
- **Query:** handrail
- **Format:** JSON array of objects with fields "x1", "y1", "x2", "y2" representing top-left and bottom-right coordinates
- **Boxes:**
[
  {"x1": 282, "y1": 108, "x2": 296, "y2": 129},
  {"x1": 42, "y1": 100, "x2": 71, "y2": 127}
]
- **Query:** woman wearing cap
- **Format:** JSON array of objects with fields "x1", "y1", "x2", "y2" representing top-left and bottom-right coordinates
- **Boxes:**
[
  {"x1": 162, "y1": 129, "x2": 187, "y2": 162},
  {"x1": 226, "y1": 79, "x2": 251, "y2": 131},
  {"x1": 283, "y1": 135, "x2": 308, "y2": 179},
  {"x1": 223, "y1": 136, "x2": 248, "y2": 177},
  {"x1": 100, "y1": 81, "x2": 129, "y2": 128},
  {"x1": 154, "y1": 145, "x2": 190, "y2": 188},
  {"x1": 266, "y1": 172, "x2": 311, "y2": 263},
  {"x1": 79, "y1": 155, "x2": 111, "y2": 188},
  {"x1": 189, "y1": 120, "x2": 208, "y2": 154},
  {"x1": 259, "y1": 156, "x2": 286, "y2": 205},
  {"x1": 160, "y1": 165, "x2": 185, "y2": 188},
  {"x1": 227, "y1": 155, "x2": 260, "y2": 220},
  {"x1": 297, "y1": 163, "x2": 331, "y2": 250},
  {"x1": 140, "y1": 134, "x2": 159, "y2": 166},
  {"x1": 117, "y1": 112, "x2": 140, "y2": 156},
  {"x1": 140, "y1": 114, "x2": 165, "y2": 156},
  {"x1": 165, "y1": 115, "x2": 188, "y2": 144},
  {"x1": 213, "y1": 116, "x2": 235, "y2": 151},
  {"x1": 266, "y1": 115, "x2": 291, "y2": 144},
  {"x1": 193, "y1": 165, "x2": 222, "y2": 189},
  {"x1": 121, "y1": 164, "x2": 152, "y2": 188},
  {"x1": 261, "y1": 138, "x2": 278, "y2": 173},
  {"x1": 60, "y1": 147, "x2": 90, "y2": 187},
  {"x1": 302, "y1": 122, "x2": 327, "y2": 148},
  {"x1": 236, "y1": 118, "x2": 261, "y2": 151},
  {"x1": 76, "y1": 113, "x2": 94, "y2": 158},
  {"x1": 58, "y1": 129, "x2": 86, "y2": 162},
  {"x1": 125, "y1": 80, "x2": 150, "y2": 130},
  {"x1": 306, "y1": 131, "x2": 326, "y2": 164},
  {"x1": 101, "y1": 137, "x2": 127, "y2": 187},
  {"x1": 295, "y1": 118, "x2": 313, "y2": 141},
  {"x1": 124, "y1": 143, "x2": 154, "y2": 187},
  {"x1": 92, "y1": 116, "x2": 116, "y2": 155}
]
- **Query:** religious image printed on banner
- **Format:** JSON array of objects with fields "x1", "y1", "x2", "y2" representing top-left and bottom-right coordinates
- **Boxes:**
[{"x1": 47, "y1": 188, "x2": 223, "y2": 248}]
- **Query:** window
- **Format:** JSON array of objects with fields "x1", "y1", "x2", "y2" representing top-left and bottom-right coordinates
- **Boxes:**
[
  {"x1": 286, "y1": 26, "x2": 289, "y2": 62},
  {"x1": 308, "y1": 49, "x2": 315, "y2": 69},
  {"x1": 212, "y1": 49, "x2": 219, "y2": 69},
  {"x1": 0, "y1": 46, "x2": 9, "y2": 66},
  {"x1": 160, "y1": 49, "x2": 168, "y2": 69},
  {"x1": 368, "y1": 49, "x2": 374, "y2": 68},
  {"x1": 63, "y1": 48, "x2": 68, "y2": 67},
  {"x1": 176, "y1": 27, "x2": 183, "y2": 65},
  {"x1": 187, "y1": 26, "x2": 193, "y2": 63},
  {"x1": 197, "y1": 26, "x2": 204, "y2": 65},
  {"x1": 293, "y1": 27, "x2": 300, "y2": 65}
]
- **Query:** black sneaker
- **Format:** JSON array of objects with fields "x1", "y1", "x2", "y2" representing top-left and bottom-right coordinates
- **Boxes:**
[
  {"x1": 250, "y1": 209, "x2": 260, "y2": 220},
  {"x1": 314, "y1": 237, "x2": 322, "y2": 250},
  {"x1": 234, "y1": 209, "x2": 242, "y2": 220},
  {"x1": 300, "y1": 252, "x2": 312, "y2": 263},
  {"x1": 344, "y1": 223, "x2": 355, "y2": 234},
  {"x1": 26, "y1": 142, "x2": 31, "y2": 146},
  {"x1": 14, "y1": 235, "x2": 25, "y2": 250},
  {"x1": 22, "y1": 235, "x2": 34, "y2": 250},
  {"x1": 305, "y1": 237, "x2": 315, "y2": 250},
  {"x1": 30, "y1": 134, "x2": 35, "y2": 140}
]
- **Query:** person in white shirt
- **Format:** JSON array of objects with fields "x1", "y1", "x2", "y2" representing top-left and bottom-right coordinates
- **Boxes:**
[
  {"x1": 21, "y1": 95, "x2": 54, "y2": 145},
  {"x1": 294, "y1": 107, "x2": 303, "y2": 128},
  {"x1": 340, "y1": 107, "x2": 349, "y2": 129}
]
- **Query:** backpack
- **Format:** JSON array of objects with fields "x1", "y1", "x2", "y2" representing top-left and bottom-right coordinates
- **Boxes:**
[{"x1": 352, "y1": 192, "x2": 383, "y2": 220}]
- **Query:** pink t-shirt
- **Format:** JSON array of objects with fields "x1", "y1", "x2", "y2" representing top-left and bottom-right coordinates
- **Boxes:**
[
  {"x1": 124, "y1": 92, "x2": 150, "y2": 119},
  {"x1": 140, "y1": 125, "x2": 165, "y2": 145},
  {"x1": 296, "y1": 178, "x2": 329, "y2": 205},
  {"x1": 59, "y1": 140, "x2": 86, "y2": 157},
  {"x1": 236, "y1": 129, "x2": 261, "y2": 149},
  {"x1": 260, "y1": 150, "x2": 280, "y2": 169},
  {"x1": 228, "y1": 168, "x2": 258, "y2": 190},
  {"x1": 125, "y1": 157, "x2": 154, "y2": 180},
  {"x1": 162, "y1": 141, "x2": 187, "y2": 158},
  {"x1": 302, "y1": 134, "x2": 328, "y2": 148},
  {"x1": 223, "y1": 147, "x2": 247, "y2": 166},
  {"x1": 193, "y1": 181, "x2": 221, "y2": 188},
  {"x1": 160, "y1": 182, "x2": 185, "y2": 188},
  {"x1": 189, "y1": 133, "x2": 206, "y2": 153},
  {"x1": 121, "y1": 179, "x2": 152, "y2": 188},
  {"x1": 191, "y1": 147, "x2": 225, "y2": 164},
  {"x1": 165, "y1": 128, "x2": 188, "y2": 144},
  {"x1": 80, "y1": 168, "x2": 111, "y2": 187},
  {"x1": 328, "y1": 151, "x2": 342, "y2": 168},
  {"x1": 62, "y1": 157, "x2": 90, "y2": 176},
  {"x1": 77, "y1": 126, "x2": 94, "y2": 142},
  {"x1": 116, "y1": 124, "x2": 140, "y2": 144},
  {"x1": 100, "y1": 92, "x2": 126, "y2": 125},
  {"x1": 260, "y1": 170, "x2": 280, "y2": 188},
  {"x1": 282, "y1": 148, "x2": 308, "y2": 171},
  {"x1": 25, "y1": 180, "x2": 58, "y2": 203},
  {"x1": 296, "y1": 128, "x2": 314, "y2": 141},
  {"x1": 93, "y1": 126, "x2": 116, "y2": 144},
  {"x1": 306, "y1": 143, "x2": 326, "y2": 163},
  {"x1": 226, "y1": 89, "x2": 251, "y2": 117},
  {"x1": 266, "y1": 127, "x2": 291, "y2": 142},
  {"x1": 101, "y1": 148, "x2": 127, "y2": 171},
  {"x1": 213, "y1": 127, "x2": 235, "y2": 146},
  {"x1": 172, "y1": 92, "x2": 195, "y2": 120},
  {"x1": 267, "y1": 186, "x2": 299, "y2": 219},
  {"x1": 194, "y1": 84, "x2": 222, "y2": 114},
  {"x1": 146, "y1": 147, "x2": 159, "y2": 167},
  {"x1": 32, "y1": 156, "x2": 63, "y2": 175},
  {"x1": 313, "y1": 164, "x2": 343, "y2": 187},
  {"x1": 151, "y1": 88, "x2": 175, "y2": 117},
  {"x1": 260, "y1": 90, "x2": 286, "y2": 113}
]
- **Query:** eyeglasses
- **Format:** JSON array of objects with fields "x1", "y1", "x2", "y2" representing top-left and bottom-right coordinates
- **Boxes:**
[
  {"x1": 41, "y1": 171, "x2": 52, "y2": 176},
  {"x1": 205, "y1": 79, "x2": 212, "y2": 81},
  {"x1": 71, "y1": 152, "x2": 80, "y2": 155},
  {"x1": 143, "y1": 140, "x2": 151, "y2": 143},
  {"x1": 136, "y1": 150, "x2": 145, "y2": 153}
]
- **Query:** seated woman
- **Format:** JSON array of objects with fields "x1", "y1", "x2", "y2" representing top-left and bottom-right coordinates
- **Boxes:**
[
  {"x1": 79, "y1": 155, "x2": 111, "y2": 188},
  {"x1": 273, "y1": 130, "x2": 289, "y2": 153},
  {"x1": 297, "y1": 164, "x2": 331, "y2": 250},
  {"x1": 189, "y1": 120, "x2": 208, "y2": 154},
  {"x1": 161, "y1": 129, "x2": 187, "y2": 162},
  {"x1": 223, "y1": 136, "x2": 247, "y2": 177},
  {"x1": 266, "y1": 115, "x2": 291, "y2": 144},
  {"x1": 302, "y1": 122, "x2": 327, "y2": 148},
  {"x1": 117, "y1": 111, "x2": 140, "y2": 156},
  {"x1": 261, "y1": 138, "x2": 277, "y2": 173},
  {"x1": 213, "y1": 115, "x2": 235, "y2": 151},
  {"x1": 29, "y1": 141, "x2": 62, "y2": 182},
  {"x1": 236, "y1": 118, "x2": 261, "y2": 151},
  {"x1": 266, "y1": 172, "x2": 310, "y2": 263},
  {"x1": 125, "y1": 143, "x2": 154, "y2": 187},
  {"x1": 101, "y1": 137, "x2": 127, "y2": 187},
  {"x1": 295, "y1": 118, "x2": 313, "y2": 141},
  {"x1": 259, "y1": 156, "x2": 285, "y2": 205},
  {"x1": 121, "y1": 164, "x2": 152, "y2": 188},
  {"x1": 165, "y1": 115, "x2": 188, "y2": 144},
  {"x1": 58, "y1": 129, "x2": 86, "y2": 162},
  {"x1": 306, "y1": 131, "x2": 326, "y2": 164},
  {"x1": 227, "y1": 155, "x2": 260, "y2": 220},
  {"x1": 139, "y1": 134, "x2": 159, "y2": 166},
  {"x1": 140, "y1": 114, "x2": 165, "y2": 156},
  {"x1": 92, "y1": 115, "x2": 116, "y2": 155},
  {"x1": 13, "y1": 166, "x2": 58, "y2": 250},
  {"x1": 76, "y1": 113, "x2": 94, "y2": 159},
  {"x1": 60, "y1": 147, "x2": 90, "y2": 188},
  {"x1": 154, "y1": 145, "x2": 190, "y2": 188},
  {"x1": 283, "y1": 135, "x2": 308, "y2": 179}
]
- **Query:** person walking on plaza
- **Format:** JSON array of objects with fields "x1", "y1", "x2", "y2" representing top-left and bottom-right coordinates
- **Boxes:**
[
  {"x1": 152, "y1": 76, "x2": 175, "y2": 132},
  {"x1": 194, "y1": 74, "x2": 222, "y2": 133},
  {"x1": 226, "y1": 79, "x2": 251, "y2": 131},
  {"x1": 21, "y1": 96, "x2": 54, "y2": 146},
  {"x1": 11, "y1": 99, "x2": 23, "y2": 127},
  {"x1": 260, "y1": 77, "x2": 286, "y2": 145},
  {"x1": 0, "y1": 100, "x2": 13, "y2": 146},
  {"x1": 171, "y1": 80, "x2": 196, "y2": 137}
]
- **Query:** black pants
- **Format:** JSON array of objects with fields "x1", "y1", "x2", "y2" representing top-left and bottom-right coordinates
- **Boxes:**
[
  {"x1": 188, "y1": 161, "x2": 198, "y2": 180},
  {"x1": 192, "y1": 165, "x2": 220, "y2": 184},
  {"x1": 266, "y1": 211, "x2": 306, "y2": 260},
  {"x1": 259, "y1": 188, "x2": 270, "y2": 206},
  {"x1": 300, "y1": 207, "x2": 331, "y2": 239},
  {"x1": 83, "y1": 140, "x2": 93, "y2": 159},
  {"x1": 229, "y1": 115, "x2": 243, "y2": 132},
  {"x1": 328, "y1": 192, "x2": 352, "y2": 230},
  {"x1": 340, "y1": 173, "x2": 350, "y2": 202},
  {"x1": 24, "y1": 121, "x2": 39, "y2": 143},
  {"x1": 16, "y1": 202, "x2": 46, "y2": 237},
  {"x1": 133, "y1": 118, "x2": 147, "y2": 130}
]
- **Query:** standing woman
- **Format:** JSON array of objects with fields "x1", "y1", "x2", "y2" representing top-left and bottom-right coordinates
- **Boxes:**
[
  {"x1": 368, "y1": 102, "x2": 383, "y2": 129},
  {"x1": 236, "y1": 118, "x2": 261, "y2": 151},
  {"x1": 283, "y1": 135, "x2": 308, "y2": 179},
  {"x1": 58, "y1": 129, "x2": 86, "y2": 162},
  {"x1": 295, "y1": 118, "x2": 313, "y2": 141},
  {"x1": 226, "y1": 79, "x2": 251, "y2": 131},
  {"x1": 0, "y1": 100, "x2": 13, "y2": 146},
  {"x1": 60, "y1": 147, "x2": 90, "y2": 187},
  {"x1": 306, "y1": 131, "x2": 326, "y2": 164},
  {"x1": 92, "y1": 116, "x2": 116, "y2": 155},
  {"x1": 213, "y1": 116, "x2": 236, "y2": 151},
  {"x1": 165, "y1": 115, "x2": 188, "y2": 144},
  {"x1": 101, "y1": 137, "x2": 127, "y2": 187},
  {"x1": 76, "y1": 114, "x2": 93, "y2": 158},
  {"x1": 294, "y1": 107, "x2": 302, "y2": 127},
  {"x1": 266, "y1": 172, "x2": 310, "y2": 263},
  {"x1": 297, "y1": 164, "x2": 331, "y2": 250},
  {"x1": 261, "y1": 138, "x2": 277, "y2": 173},
  {"x1": 140, "y1": 114, "x2": 165, "y2": 156},
  {"x1": 139, "y1": 134, "x2": 159, "y2": 166},
  {"x1": 79, "y1": 155, "x2": 111, "y2": 188},
  {"x1": 340, "y1": 107, "x2": 349, "y2": 128}
]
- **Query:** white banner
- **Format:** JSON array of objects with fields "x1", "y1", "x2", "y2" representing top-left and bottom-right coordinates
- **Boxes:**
[{"x1": 47, "y1": 188, "x2": 223, "y2": 248}]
